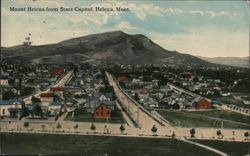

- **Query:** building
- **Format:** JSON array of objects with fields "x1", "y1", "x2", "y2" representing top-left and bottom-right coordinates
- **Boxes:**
[
  {"x1": 117, "y1": 76, "x2": 128, "y2": 83},
  {"x1": 94, "y1": 103, "x2": 112, "y2": 118},
  {"x1": 99, "y1": 94, "x2": 110, "y2": 103},
  {"x1": 0, "y1": 79, "x2": 9, "y2": 86},
  {"x1": 0, "y1": 99, "x2": 22, "y2": 117},
  {"x1": 138, "y1": 90, "x2": 149, "y2": 99},
  {"x1": 192, "y1": 97, "x2": 212, "y2": 109},
  {"x1": 50, "y1": 87, "x2": 64, "y2": 97},
  {"x1": 40, "y1": 92, "x2": 54, "y2": 107},
  {"x1": 52, "y1": 67, "x2": 63, "y2": 76}
]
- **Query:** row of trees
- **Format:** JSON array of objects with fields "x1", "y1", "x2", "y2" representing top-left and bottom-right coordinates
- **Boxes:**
[{"x1": 22, "y1": 122, "x2": 250, "y2": 139}]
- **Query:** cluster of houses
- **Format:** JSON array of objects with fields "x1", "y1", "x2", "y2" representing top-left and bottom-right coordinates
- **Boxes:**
[{"x1": 117, "y1": 75, "x2": 212, "y2": 110}]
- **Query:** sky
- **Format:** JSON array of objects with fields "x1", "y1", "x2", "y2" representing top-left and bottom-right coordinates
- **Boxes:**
[{"x1": 1, "y1": 0, "x2": 249, "y2": 57}]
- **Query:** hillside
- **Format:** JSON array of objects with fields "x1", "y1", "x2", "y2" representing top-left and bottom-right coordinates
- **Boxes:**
[{"x1": 2, "y1": 31, "x2": 211, "y2": 65}]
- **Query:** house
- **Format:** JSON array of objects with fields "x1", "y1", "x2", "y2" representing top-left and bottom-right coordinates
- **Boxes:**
[
  {"x1": 0, "y1": 99, "x2": 22, "y2": 117},
  {"x1": 99, "y1": 94, "x2": 110, "y2": 103},
  {"x1": 138, "y1": 90, "x2": 149, "y2": 99},
  {"x1": 0, "y1": 79, "x2": 9, "y2": 86},
  {"x1": 52, "y1": 67, "x2": 63, "y2": 76},
  {"x1": 94, "y1": 103, "x2": 112, "y2": 118},
  {"x1": 192, "y1": 97, "x2": 212, "y2": 109},
  {"x1": 50, "y1": 87, "x2": 64, "y2": 96},
  {"x1": 40, "y1": 92, "x2": 54, "y2": 107},
  {"x1": 48, "y1": 102, "x2": 62, "y2": 115},
  {"x1": 117, "y1": 76, "x2": 128, "y2": 83}
]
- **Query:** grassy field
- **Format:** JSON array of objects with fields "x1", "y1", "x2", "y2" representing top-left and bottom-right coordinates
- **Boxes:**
[
  {"x1": 191, "y1": 139, "x2": 250, "y2": 156},
  {"x1": 66, "y1": 109, "x2": 125, "y2": 124},
  {"x1": 0, "y1": 133, "x2": 220, "y2": 156},
  {"x1": 157, "y1": 110, "x2": 250, "y2": 129},
  {"x1": 185, "y1": 110, "x2": 250, "y2": 124}
]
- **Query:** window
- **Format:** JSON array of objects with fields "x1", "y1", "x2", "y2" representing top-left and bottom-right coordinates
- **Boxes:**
[
  {"x1": 107, "y1": 111, "x2": 109, "y2": 115},
  {"x1": 96, "y1": 112, "x2": 99, "y2": 116},
  {"x1": 101, "y1": 112, "x2": 103, "y2": 116},
  {"x1": 3, "y1": 109, "x2": 5, "y2": 115}
]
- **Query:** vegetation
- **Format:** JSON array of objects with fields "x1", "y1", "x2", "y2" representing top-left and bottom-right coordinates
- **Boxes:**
[
  {"x1": 119, "y1": 124, "x2": 125, "y2": 134},
  {"x1": 192, "y1": 139, "x2": 250, "y2": 156},
  {"x1": 41, "y1": 125, "x2": 45, "y2": 132},
  {"x1": 23, "y1": 122, "x2": 29, "y2": 128},
  {"x1": 158, "y1": 110, "x2": 250, "y2": 129},
  {"x1": 90, "y1": 123, "x2": 96, "y2": 131},
  {"x1": 56, "y1": 123, "x2": 61, "y2": 129},
  {"x1": 74, "y1": 124, "x2": 79, "y2": 130},
  {"x1": 216, "y1": 130, "x2": 223, "y2": 139},
  {"x1": 190, "y1": 128, "x2": 195, "y2": 138},
  {"x1": 151, "y1": 125, "x2": 158, "y2": 135},
  {"x1": 0, "y1": 133, "x2": 219, "y2": 155},
  {"x1": 185, "y1": 110, "x2": 250, "y2": 125}
]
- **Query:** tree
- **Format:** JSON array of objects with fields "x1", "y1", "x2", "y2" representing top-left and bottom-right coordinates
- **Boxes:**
[
  {"x1": 56, "y1": 123, "x2": 62, "y2": 129},
  {"x1": 3, "y1": 91, "x2": 16, "y2": 100},
  {"x1": 41, "y1": 125, "x2": 45, "y2": 132},
  {"x1": 33, "y1": 104, "x2": 42, "y2": 116},
  {"x1": 244, "y1": 132, "x2": 249, "y2": 140},
  {"x1": 74, "y1": 124, "x2": 79, "y2": 131},
  {"x1": 190, "y1": 128, "x2": 195, "y2": 138},
  {"x1": 172, "y1": 103, "x2": 180, "y2": 109},
  {"x1": 172, "y1": 131, "x2": 176, "y2": 138},
  {"x1": 31, "y1": 96, "x2": 41, "y2": 103},
  {"x1": 120, "y1": 124, "x2": 125, "y2": 134},
  {"x1": 134, "y1": 93, "x2": 140, "y2": 101},
  {"x1": 24, "y1": 122, "x2": 29, "y2": 128},
  {"x1": 90, "y1": 123, "x2": 96, "y2": 132},
  {"x1": 216, "y1": 130, "x2": 223, "y2": 139},
  {"x1": 151, "y1": 125, "x2": 157, "y2": 136}
]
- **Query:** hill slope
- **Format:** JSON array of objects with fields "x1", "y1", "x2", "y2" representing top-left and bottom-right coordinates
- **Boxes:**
[
  {"x1": 2, "y1": 31, "x2": 211, "y2": 65},
  {"x1": 198, "y1": 56, "x2": 249, "y2": 68}
]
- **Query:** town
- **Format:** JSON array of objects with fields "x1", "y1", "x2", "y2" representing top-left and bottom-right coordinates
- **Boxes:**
[{"x1": 0, "y1": 57, "x2": 250, "y2": 155}]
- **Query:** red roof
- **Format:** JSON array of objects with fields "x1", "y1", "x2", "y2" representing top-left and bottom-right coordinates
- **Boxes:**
[
  {"x1": 117, "y1": 76, "x2": 128, "y2": 82},
  {"x1": 52, "y1": 68, "x2": 63, "y2": 76},
  {"x1": 139, "y1": 90, "x2": 149, "y2": 95},
  {"x1": 40, "y1": 92, "x2": 54, "y2": 98},
  {"x1": 50, "y1": 87, "x2": 64, "y2": 92}
]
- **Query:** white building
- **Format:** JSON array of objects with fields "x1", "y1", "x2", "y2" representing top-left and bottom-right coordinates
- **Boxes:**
[
  {"x1": 0, "y1": 99, "x2": 22, "y2": 116},
  {"x1": 0, "y1": 79, "x2": 9, "y2": 86}
]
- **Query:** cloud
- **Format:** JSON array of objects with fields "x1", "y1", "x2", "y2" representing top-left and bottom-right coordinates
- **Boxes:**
[
  {"x1": 126, "y1": 3, "x2": 183, "y2": 20},
  {"x1": 115, "y1": 21, "x2": 136, "y2": 30},
  {"x1": 189, "y1": 10, "x2": 241, "y2": 18}
]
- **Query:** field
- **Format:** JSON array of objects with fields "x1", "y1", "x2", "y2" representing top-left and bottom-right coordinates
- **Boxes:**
[
  {"x1": 185, "y1": 110, "x2": 250, "y2": 124},
  {"x1": 0, "y1": 133, "x2": 219, "y2": 156},
  {"x1": 157, "y1": 110, "x2": 250, "y2": 129},
  {"x1": 66, "y1": 109, "x2": 125, "y2": 124},
  {"x1": 191, "y1": 139, "x2": 250, "y2": 156}
]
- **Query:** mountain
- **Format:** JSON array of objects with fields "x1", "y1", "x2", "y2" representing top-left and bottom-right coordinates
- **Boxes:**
[
  {"x1": 198, "y1": 56, "x2": 249, "y2": 68},
  {"x1": 1, "y1": 31, "x2": 211, "y2": 65}
]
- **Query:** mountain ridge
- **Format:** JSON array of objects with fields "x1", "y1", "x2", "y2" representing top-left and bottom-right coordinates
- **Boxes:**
[{"x1": 1, "y1": 31, "x2": 212, "y2": 66}]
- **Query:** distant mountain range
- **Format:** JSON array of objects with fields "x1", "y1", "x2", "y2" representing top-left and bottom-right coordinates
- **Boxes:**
[
  {"x1": 198, "y1": 56, "x2": 249, "y2": 68},
  {"x1": 1, "y1": 31, "x2": 247, "y2": 68}
]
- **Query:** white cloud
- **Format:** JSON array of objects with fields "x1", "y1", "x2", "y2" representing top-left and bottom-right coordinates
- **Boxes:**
[
  {"x1": 189, "y1": 10, "x2": 241, "y2": 18},
  {"x1": 126, "y1": 3, "x2": 183, "y2": 20},
  {"x1": 115, "y1": 21, "x2": 136, "y2": 30}
]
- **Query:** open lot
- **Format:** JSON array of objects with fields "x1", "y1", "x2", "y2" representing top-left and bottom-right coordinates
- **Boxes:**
[
  {"x1": 157, "y1": 110, "x2": 250, "y2": 129},
  {"x1": 191, "y1": 139, "x2": 250, "y2": 156},
  {"x1": 184, "y1": 110, "x2": 250, "y2": 124},
  {"x1": 0, "y1": 133, "x2": 219, "y2": 156}
]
